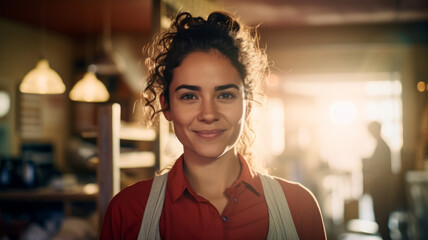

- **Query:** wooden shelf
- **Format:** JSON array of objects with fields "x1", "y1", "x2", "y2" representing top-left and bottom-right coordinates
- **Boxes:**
[
  {"x1": 80, "y1": 123, "x2": 156, "y2": 141},
  {"x1": 119, "y1": 125, "x2": 156, "y2": 141},
  {"x1": 119, "y1": 151, "x2": 156, "y2": 168},
  {"x1": 0, "y1": 186, "x2": 97, "y2": 202},
  {"x1": 0, "y1": 186, "x2": 98, "y2": 217},
  {"x1": 406, "y1": 171, "x2": 428, "y2": 183}
]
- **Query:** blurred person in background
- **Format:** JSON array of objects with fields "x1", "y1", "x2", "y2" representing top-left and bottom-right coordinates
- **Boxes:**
[
  {"x1": 363, "y1": 121, "x2": 394, "y2": 240},
  {"x1": 100, "y1": 11, "x2": 326, "y2": 240}
]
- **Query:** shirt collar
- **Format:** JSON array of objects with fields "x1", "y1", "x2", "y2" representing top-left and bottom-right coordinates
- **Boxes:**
[{"x1": 167, "y1": 154, "x2": 263, "y2": 202}]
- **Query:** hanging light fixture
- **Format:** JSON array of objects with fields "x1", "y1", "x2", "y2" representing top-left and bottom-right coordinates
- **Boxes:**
[
  {"x1": 19, "y1": 0, "x2": 66, "y2": 95},
  {"x1": 68, "y1": 1, "x2": 117, "y2": 103},
  {"x1": 69, "y1": 65, "x2": 109, "y2": 102},
  {"x1": 19, "y1": 58, "x2": 66, "y2": 94},
  {"x1": 93, "y1": 0, "x2": 125, "y2": 76}
]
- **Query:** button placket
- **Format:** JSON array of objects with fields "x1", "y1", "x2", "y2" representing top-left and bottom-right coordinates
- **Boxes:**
[{"x1": 222, "y1": 183, "x2": 241, "y2": 225}]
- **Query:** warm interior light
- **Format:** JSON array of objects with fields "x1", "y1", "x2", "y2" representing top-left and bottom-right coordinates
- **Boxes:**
[
  {"x1": 19, "y1": 59, "x2": 66, "y2": 94},
  {"x1": 69, "y1": 71, "x2": 109, "y2": 102},
  {"x1": 417, "y1": 81, "x2": 426, "y2": 92},
  {"x1": 0, "y1": 91, "x2": 11, "y2": 117}
]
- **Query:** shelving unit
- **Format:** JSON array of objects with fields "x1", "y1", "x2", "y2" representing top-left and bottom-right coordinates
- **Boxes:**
[
  {"x1": 0, "y1": 103, "x2": 166, "y2": 234},
  {"x1": 96, "y1": 103, "x2": 164, "y2": 226}
]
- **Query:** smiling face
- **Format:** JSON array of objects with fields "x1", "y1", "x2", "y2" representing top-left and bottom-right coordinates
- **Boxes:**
[{"x1": 162, "y1": 50, "x2": 246, "y2": 160}]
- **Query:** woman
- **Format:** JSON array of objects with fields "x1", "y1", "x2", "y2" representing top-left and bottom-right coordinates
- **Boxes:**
[{"x1": 101, "y1": 11, "x2": 326, "y2": 240}]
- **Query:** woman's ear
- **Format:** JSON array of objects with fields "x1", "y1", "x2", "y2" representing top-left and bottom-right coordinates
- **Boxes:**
[{"x1": 160, "y1": 93, "x2": 172, "y2": 121}]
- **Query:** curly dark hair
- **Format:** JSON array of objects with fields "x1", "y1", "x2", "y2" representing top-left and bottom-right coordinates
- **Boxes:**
[{"x1": 142, "y1": 11, "x2": 268, "y2": 166}]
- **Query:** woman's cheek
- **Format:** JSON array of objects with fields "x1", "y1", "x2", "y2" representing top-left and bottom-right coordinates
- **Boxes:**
[{"x1": 172, "y1": 103, "x2": 196, "y2": 123}]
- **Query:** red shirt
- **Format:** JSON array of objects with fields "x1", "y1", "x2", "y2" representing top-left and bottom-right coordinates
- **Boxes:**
[{"x1": 101, "y1": 155, "x2": 326, "y2": 239}]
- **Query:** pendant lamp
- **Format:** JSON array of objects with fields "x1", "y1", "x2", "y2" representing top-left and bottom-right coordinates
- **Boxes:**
[
  {"x1": 69, "y1": 66, "x2": 109, "y2": 102},
  {"x1": 19, "y1": 59, "x2": 66, "y2": 94}
]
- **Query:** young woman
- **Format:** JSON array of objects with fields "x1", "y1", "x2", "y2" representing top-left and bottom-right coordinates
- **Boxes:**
[{"x1": 101, "y1": 11, "x2": 326, "y2": 240}]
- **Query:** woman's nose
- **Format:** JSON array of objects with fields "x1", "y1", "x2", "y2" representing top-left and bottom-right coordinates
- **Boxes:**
[{"x1": 198, "y1": 99, "x2": 220, "y2": 123}]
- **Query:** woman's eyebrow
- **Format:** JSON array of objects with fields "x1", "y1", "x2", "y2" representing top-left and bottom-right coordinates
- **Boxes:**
[
  {"x1": 174, "y1": 84, "x2": 241, "y2": 92},
  {"x1": 174, "y1": 85, "x2": 200, "y2": 92},
  {"x1": 215, "y1": 84, "x2": 241, "y2": 91}
]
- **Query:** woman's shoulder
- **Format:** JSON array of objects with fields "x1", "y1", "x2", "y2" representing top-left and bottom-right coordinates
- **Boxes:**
[
  {"x1": 272, "y1": 176, "x2": 318, "y2": 206},
  {"x1": 108, "y1": 178, "x2": 155, "y2": 209},
  {"x1": 100, "y1": 178, "x2": 156, "y2": 239},
  {"x1": 272, "y1": 176, "x2": 326, "y2": 239}
]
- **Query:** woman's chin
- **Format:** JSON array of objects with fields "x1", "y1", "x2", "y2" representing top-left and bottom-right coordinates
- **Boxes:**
[{"x1": 186, "y1": 146, "x2": 235, "y2": 160}]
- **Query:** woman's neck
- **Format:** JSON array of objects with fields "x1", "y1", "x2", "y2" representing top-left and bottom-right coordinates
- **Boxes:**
[{"x1": 183, "y1": 149, "x2": 242, "y2": 199}]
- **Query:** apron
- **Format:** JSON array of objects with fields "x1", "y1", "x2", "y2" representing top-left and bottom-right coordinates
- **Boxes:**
[{"x1": 137, "y1": 173, "x2": 299, "y2": 240}]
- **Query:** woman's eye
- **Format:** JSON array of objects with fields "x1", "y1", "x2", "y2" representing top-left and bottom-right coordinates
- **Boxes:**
[
  {"x1": 218, "y1": 92, "x2": 236, "y2": 99},
  {"x1": 180, "y1": 93, "x2": 197, "y2": 100}
]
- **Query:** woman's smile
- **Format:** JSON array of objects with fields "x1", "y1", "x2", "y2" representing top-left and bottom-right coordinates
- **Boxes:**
[{"x1": 192, "y1": 129, "x2": 227, "y2": 139}]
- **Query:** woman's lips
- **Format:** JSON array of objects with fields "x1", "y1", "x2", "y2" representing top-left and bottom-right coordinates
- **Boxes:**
[{"x1": 193, "y1": 129, "x2": 225, "y2": 139}]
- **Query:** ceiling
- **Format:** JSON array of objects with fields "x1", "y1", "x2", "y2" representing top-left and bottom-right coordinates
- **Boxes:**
[{"x1": 0, "y1": 0, "x2": 427, "y2": 36}]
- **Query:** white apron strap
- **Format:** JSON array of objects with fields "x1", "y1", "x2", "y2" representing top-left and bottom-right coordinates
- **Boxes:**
[
  {"x1": 137, "y1": 173, "x2": 168, "y2": 240},
  {"x1": 259, "y1": 173, "x2": 300, "y2": 240}
]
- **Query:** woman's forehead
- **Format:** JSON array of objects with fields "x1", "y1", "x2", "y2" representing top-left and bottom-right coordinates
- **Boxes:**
[{"x1": 171, "y1": 50, "x2": 243, "y2": 88}]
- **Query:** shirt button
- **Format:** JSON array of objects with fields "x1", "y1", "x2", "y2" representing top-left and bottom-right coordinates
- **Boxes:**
[
  {"x1": 233, "y1": 197, "x2": 237, "y2": 203},
  {"x1": 222, "y1": 216, "x2": 228, "y2": 222}
]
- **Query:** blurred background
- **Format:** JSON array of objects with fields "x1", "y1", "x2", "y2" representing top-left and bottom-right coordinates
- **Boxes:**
[{"x1": 0, "y1": 0, "x2": 427, "y2": 239}]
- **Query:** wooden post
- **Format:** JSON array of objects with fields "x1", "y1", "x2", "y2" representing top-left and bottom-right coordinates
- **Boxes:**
[{"x1": 97, "y1": 103, "x2": 120, "y2": 230}]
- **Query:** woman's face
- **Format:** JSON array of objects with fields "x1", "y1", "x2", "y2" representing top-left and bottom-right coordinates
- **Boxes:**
[{"x1": 162, "y1": 50, "x2": 246, "y2": 160}]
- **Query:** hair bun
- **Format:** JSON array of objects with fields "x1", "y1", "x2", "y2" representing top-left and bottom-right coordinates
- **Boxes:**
[
  {"x1": 207, "y1": 12, "x2": 240, "y2": 33},
  {"x1": 175, "y1": 12, "x2": 201, "y2": 30},
  {"x1": 173, "y1": 11, "x2": 240, "y2": 34}
]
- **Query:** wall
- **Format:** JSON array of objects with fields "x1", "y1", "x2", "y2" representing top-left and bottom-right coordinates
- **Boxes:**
[{"x1": 0, "y1": 19, "x2": 74, "y2": 170}]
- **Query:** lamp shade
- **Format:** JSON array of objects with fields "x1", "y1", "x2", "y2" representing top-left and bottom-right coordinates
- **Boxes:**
[
  {"x1": 69, "y1": 71, "x2": 109, "y2": 102},
  {"x1": 19, "y1": 59, "x2": 66, "y2": 94}
]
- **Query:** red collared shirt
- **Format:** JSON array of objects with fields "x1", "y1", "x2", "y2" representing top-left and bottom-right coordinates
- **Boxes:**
[{"x1": 101, "y1": 155, "x2": 326, "y2": 239}]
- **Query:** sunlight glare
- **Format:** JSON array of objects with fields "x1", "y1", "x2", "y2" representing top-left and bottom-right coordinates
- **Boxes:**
[
  {"x1": 268, "y1": 99, "x2": 285, "y2": 156},
  {"x1": 329, "y1": 101, "x2": 356, "y2": 124}
]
